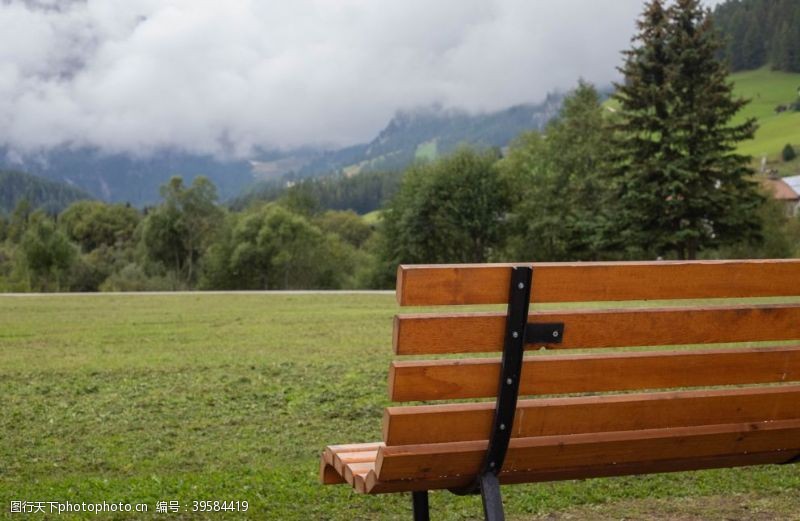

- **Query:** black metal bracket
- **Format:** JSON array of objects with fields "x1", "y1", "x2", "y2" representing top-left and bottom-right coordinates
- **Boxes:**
[
  {"x1": 526, "y1": 322, "x2": 564, "y2": 344},
  {"x1": 438, "y1": 266, "x2": 564, "y2": 520},
  {"x1": 480, "y1": 266, "x2": 533, "y2": 478}
]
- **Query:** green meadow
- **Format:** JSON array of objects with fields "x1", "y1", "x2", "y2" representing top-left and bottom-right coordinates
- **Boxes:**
[
  {"x1": 1, "y1": 293, "x2": 799, "y2": 520},
  {"x1": 731, "y1": 67, "x2": 800, "y2": 167}
]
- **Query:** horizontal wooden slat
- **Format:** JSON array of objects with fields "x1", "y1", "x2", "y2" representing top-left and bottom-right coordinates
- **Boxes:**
[
  {"x1": 320, "y1": 460, "x2": 345, "y2": 485},
  {"x1": 320, "y1": 442, "x2": 383, "y2": 486},
  {"x1": 383, "y1": 385, "x2": 800, "y2": 445},
  {"x1": 397, "y1": 260, "x2": 800, "y2": 306},
  {"x1": 375, "y1": 419, "x2": 800, "y2": 482},
  {"x1": 394, "y1": 304, "x2": 800, "y2": 355},
  {"x1": 335, "y1": 450, "x2": 378, "y2": 475},
  {"x1": 388, "y1": 345, "x2": 800, "y2": 401},
  {"x1": 363, "y1": 451, "x2": 796, "y2": 493},
  {"x1": 344, "y1": 461, "x2": 373, "y2": 486}
]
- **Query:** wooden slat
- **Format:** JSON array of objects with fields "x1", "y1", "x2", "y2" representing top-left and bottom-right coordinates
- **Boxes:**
[
  {"x1": 375, "y1": 419, "x2": 800, "y2": 482},
  {"x1": 394, "y1": 304, "x2": 800, "y2": 355},
  {"x1": 397, "y1": 260, "x2": 800, "y2": 306},
  {"x1": 320, "y1": 459, "x2": 346, "y2": 484},
  {"x1": 383, "y1": 385, "x2": 800, "y2": 445},
  {"x1": 363, "y1": 451, "x2": 797, "y2": 493},
  {"x1": 320, "y1": 442, "x2": 383, "y2": 486},
  {"x1": 352, "y1": 463, "x2": 375, "y2": 494},
  {"x1": 334, "y1": 450, "x2": 379, "y2": 475},
  {"x1": 344, "y1": 461, "x2": 373, "y2": 486},
  {"x1": 388, "y1": 345, "x2": 800, "y2": 401},
  {"x1": 325, "y1": 442, "x2": 384, "y2": 453}
]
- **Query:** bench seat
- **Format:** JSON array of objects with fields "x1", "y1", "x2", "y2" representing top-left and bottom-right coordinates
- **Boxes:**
[{"x1": 323, "y1": 418, "x2": 800, "y2": 494}]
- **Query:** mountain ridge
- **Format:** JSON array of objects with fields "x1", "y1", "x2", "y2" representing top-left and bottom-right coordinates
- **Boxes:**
[{"x1": 0, "y1": 94, "x2": 567, "y2": 207}]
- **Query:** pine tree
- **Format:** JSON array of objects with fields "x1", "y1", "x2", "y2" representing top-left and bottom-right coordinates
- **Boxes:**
[
  {"x1": 611, "y1": 0, "x2": 762, "y2": 260},
  {"x1": 741, "y1": 22, "x2": 765, "y2": 69}
]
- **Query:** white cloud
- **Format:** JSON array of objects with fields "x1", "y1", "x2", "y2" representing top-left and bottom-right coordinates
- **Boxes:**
[{"x1": 0, "y1": 0, "x2": 649, "y2": 157}]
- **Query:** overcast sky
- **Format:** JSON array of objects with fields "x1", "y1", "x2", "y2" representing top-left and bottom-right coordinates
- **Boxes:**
[{"x1": 0, "y1": 0, "x2": 722, "y2": 158}]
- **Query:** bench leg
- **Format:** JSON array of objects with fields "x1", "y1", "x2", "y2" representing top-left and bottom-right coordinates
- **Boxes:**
[
  {"x1": 479, "y1": 473, "x2": 505, "y2": 521},
  {"x1": 412, "y1": 490, "x2": 430, "y2": 521}
]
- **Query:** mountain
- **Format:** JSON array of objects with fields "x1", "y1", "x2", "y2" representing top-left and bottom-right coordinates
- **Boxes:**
[
  {"x1": 0, "y1": 147, "x2": 255, "y2": 208},
  {"x1": 0, "y1": 93, "x2": 566, "y2": 208},
  {"x1": 287, "y1": 94, "x2": 565, "y2": 179},
  {"x1": 0, "y1": 170, "x2": 93, "y2": 215},
  {"x1": 233, "y1": 94, "x2": 567, "y2": 213}
]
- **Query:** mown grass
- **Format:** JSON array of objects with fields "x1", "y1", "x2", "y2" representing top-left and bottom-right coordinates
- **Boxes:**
[
  {"x1": 731, "y1": 67, "x2": 800, "y2": 166},
  {"x1": 1, "y1": 293, "x2": 799, "y2": 520},
  {"x1": 605, "y1": 67, "x2": 800, "y2": 173}
]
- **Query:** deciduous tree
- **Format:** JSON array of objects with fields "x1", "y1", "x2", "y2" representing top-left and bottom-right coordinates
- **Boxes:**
[
  {"x1": 379, "y1": 148, "x2": 508, "y2": 272},
  {"x1": 141, "y1": 176, "x2": 223, "y2": 286}
]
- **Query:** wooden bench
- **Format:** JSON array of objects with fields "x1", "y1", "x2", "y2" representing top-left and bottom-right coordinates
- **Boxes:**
[{"x1": 320, "y1": 260, "x2": 800, "y2": 520}]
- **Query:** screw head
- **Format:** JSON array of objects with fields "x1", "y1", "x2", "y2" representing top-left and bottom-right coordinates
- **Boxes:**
[
  {"x1": 512, "y1": 331, "x2": 519, "y2": 339},
  {"x1": 552, "y1": 330, "x2": 559, "y2": 338},
  {"x1": 499, "y1": 423, "x2": 506, "y2": 431},
  {"x1": 489, "y1": 461, "x2": 496, "y2": 468},
  {"x1": 506, "y1": 377, "x2": 513, "y2": 385},
  {"x1": 517, "y1": 282, "x2": 524, "y2": 289}
]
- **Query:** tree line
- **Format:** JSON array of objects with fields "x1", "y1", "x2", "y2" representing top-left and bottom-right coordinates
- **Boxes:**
[
  {"x1": 1, "y1": 0, "x2": 798, "y2": 292},
  {"x1": 714, "y1": 0, "x2": 800, "y2": 72}
]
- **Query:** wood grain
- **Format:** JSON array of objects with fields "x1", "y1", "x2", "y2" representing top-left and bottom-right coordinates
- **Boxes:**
[
  {"x1": 362, "y1": 451, "x2": 797, "y2": 493},
  {"x1": 394, "y1": 304, "x2": 800, "y2": 355},
  {"x1": 383, "y1": 385, "x2": 800, "y2": 445},
  {"x1": 396, "y1": 260, "x2": 800, "y2": 306},
  {"x1": 320, "y1": 442, "x2": 383, "y2": 486},
  {"x1": 375, "y1": 419, "x2": 800, "y2": 481},
  {"x1": 388, "y1": 345, "x2": 800, "y2": 401}
]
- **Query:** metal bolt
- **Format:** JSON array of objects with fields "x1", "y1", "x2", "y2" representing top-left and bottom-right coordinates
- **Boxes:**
[
  {"x1": 506, "y1": 377, "x2": 513, "y2": 385},
  {"x1": 489, "y1": 461, "x2": 496, "y2": 468},
  {"x1": 512, "y1": 331, "x2": 519, "y2": 339},
  {"x1": 517, "y1": 282, "x2": 524, "y2": 289},
  {"x1": 499, "y1": 423, "x2": 506, "y2": 431},
  {"x1": 553, "y1": 330, "x2": 559, "y2": 338}
]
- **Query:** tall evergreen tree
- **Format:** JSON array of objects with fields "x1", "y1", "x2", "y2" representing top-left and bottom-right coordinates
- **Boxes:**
[{"x1": 611, "y1": 0, "x2": 762, "y2": 260}]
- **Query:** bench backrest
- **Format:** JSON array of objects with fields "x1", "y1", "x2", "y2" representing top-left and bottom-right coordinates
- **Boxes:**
[{"x1": 371, "y1": 260, "x2": 800, "y2": 492}]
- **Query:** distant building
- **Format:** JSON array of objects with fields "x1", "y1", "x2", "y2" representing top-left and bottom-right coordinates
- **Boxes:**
[{"x1": 765, "y1": 174, "x2": 800, "y2": 216}]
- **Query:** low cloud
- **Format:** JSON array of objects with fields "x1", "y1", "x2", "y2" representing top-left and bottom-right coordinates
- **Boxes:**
[{"x1": 0, "y1": 0, "x2": 663, "y2": 158}]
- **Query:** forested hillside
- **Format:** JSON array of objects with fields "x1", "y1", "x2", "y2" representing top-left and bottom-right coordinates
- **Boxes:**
[
  {"x1": 254, "y1": 96, "x2": 567, "y2": 183},
  {"x1": 232, "y1": 170, "x2": 402, "y2": 214},
  {"x1": 714, "y1": 0, "x2": 800, "y2": 72},
  {"x1": 1, "y1": 148, "x2": 254, "y2": 208},
  {"x1": 0, "y1": 170, "x2": 92, "y2": 214}
]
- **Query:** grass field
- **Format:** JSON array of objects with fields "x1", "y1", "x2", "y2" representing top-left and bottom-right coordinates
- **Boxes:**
[
  {"x1": 731, "y1": 67, "x2": 800, "y2": 168},
  {"x1": 603, "y1": 67, "x2": 800, "y2": 175},
  {"x1": 1, "y1": 293, "x2": 800, "y2": 520}
]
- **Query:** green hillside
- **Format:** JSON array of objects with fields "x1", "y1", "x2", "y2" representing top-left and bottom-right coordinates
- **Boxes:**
[
  {"x1": 731, "y1": 67, "x2": 800, "y2": 165},
  {"x1": 605, "y1": 67, "x2": 800, "y2": 172},
  {"x1": 0, "y1": 169, "x2": 93, "y2": 215}
]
